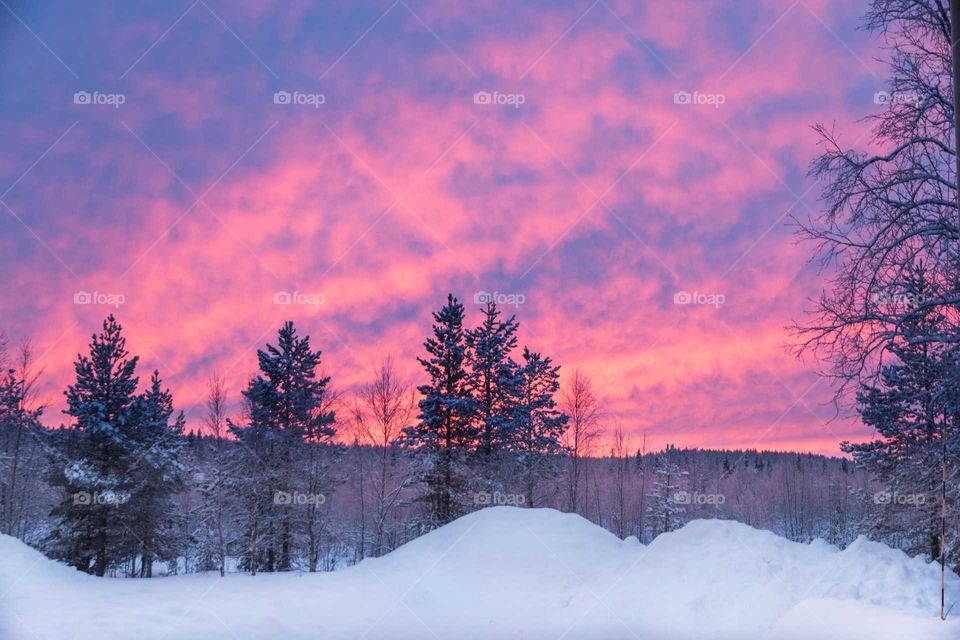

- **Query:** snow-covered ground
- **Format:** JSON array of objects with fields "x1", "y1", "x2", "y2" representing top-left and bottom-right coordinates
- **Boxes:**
[{"x1": 1, "y1": 507, "x2": 957, "y2": 639}]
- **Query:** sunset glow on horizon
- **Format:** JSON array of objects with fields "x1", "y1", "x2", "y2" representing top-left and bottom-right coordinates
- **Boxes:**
[{"x1": 0, "y1": 0, "x2": 886, "y2": 454}]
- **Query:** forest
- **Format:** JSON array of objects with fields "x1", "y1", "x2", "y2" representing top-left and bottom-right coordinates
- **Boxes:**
[{"x1": 0, "y1": 294, "x2": 949, "y2": 578}]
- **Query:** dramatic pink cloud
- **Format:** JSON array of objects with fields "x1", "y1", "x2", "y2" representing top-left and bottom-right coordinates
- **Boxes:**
[{"x1": 0, "y1": 0, "x2": 888, "y2": 454}]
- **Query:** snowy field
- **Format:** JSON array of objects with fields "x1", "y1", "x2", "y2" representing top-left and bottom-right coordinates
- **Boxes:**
[{"x1": 1, "y1": 507, "x2": 957, "y2": 640}]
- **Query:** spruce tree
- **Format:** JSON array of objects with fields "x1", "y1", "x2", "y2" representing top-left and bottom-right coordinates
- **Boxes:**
[
  {"x1": 843, "y1": 282, "x2": 960, "y2": 562},
  {"x1": 465, "y1": 301, "x2": 522, "y2": 489},
  {"x1": 229, "y1": 321, "x2": 337, "y2": 572},
  {"x1": 123, "y1": 371, "x2": 186, "y2": 577},
  {"x1": 511, "y1": 348, "x2": 568, "y2": 506},
  {"x1": 646, "y1": 451, "x2": 688, "y2": 537},
  {"x1": 400, "y1": 294, "x2": 476, "y2": 527},
  {"x1": 48, "y1": 315, "x2": 140, "y2": 576}
]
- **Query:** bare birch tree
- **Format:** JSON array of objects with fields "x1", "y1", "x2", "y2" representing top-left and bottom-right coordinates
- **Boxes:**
[
  {"x1": 202, "y1": 374, "x2": 228, "y2": 576},
  {"x1": 796, "y1": 0, "x2": 960, "y2": 392},
  {"x1": 561, "y1": 370, "x2": 601, "y2": 514},
  {"x1": 354, "y1": 356, "x2": 415, "y2": 557}
]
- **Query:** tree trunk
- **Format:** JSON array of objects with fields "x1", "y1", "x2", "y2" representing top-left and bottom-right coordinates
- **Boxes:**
[{"x1": 94, "y1": 508, "x2": 108, "y2": 577}]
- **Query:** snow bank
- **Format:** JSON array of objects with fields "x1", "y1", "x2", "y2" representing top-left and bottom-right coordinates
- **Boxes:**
[{"x1": 1, "y1": 507, "x2": 957, "y2": 639}]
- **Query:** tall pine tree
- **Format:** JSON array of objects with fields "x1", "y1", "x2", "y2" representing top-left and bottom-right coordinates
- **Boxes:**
[
  {"x1": 48, "y1": 315, "x2": 140, "y2": 576},
  {"x1": 843, "y1": 272, "x2": 960, "y2": 563},
  {"x1": 400, "y1": 294, "x2": 476, "y2": 527},
  {"x1": 229, "y1": 321, "x2": 337, "y2": 572},
  {"x1": 123, "y1": 371, "x2": 186, "y2": 577},
  {"x1": 465, "y1": 301, "x2": 522, "y2": 489},
  {"x1": 511, "y1": 348, "x2": 568, "y2": 506}
]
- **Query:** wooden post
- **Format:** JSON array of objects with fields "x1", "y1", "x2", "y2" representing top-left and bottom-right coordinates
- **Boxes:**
[{"x1": 943, "y1": 419, "x2": 947, "y2": 620}]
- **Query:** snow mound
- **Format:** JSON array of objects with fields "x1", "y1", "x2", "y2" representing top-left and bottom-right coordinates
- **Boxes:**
[
  {"x1": 1, "y1": 508, "x2": 958, "y2": 640},
  {"x1": 0, "y1": 533, "x2": 88, "y2": 586},
  {"x1": 367, "y1": 506, "x2": 623, "y2": 580}
]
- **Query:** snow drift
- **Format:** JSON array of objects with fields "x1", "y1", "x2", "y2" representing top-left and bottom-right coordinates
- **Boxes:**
[{"x1": 1, "y1": 507, "x2": 957, "y2": 639}]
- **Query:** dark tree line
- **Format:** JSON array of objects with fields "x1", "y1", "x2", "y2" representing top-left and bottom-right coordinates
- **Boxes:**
[
  {"x1": 0, "y1": 285, "x2": 954, "y2": 576},
  {"x1": 0, "y1": 296, "x2": 570, "y2": 576}
]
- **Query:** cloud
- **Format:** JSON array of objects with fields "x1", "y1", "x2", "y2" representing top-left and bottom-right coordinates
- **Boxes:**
[{"x1": 0, "y1": 0, "x2": 877, "y2": 452}]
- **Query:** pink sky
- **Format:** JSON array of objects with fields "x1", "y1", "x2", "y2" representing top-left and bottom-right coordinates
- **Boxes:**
[{"x1": 0, "y1": 0, "x2": 889, "y2": 453}]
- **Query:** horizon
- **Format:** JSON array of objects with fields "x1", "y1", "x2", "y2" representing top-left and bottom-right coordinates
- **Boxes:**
[{"x1": 0, "y1": 0, "x2": 882, "y2": 454}]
